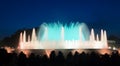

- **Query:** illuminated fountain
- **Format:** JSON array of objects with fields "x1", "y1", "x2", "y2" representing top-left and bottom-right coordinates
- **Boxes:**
[{"x1": 18, "y1": 22, "x2": 108, "y2": 49}]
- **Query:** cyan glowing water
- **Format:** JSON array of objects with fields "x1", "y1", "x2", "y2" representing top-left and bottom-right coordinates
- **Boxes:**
[{"x1": 38, "y1": 23, "x2": 90, "y2": 41}]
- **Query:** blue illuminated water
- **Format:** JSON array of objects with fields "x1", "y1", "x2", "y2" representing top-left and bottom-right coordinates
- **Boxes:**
[{"x1": 38, "y1": 22, "x2": 90, "y2": 41}]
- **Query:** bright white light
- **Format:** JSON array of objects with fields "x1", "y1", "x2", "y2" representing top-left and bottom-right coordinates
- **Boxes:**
[{"x1": 113, "y1": 47, "x2": 117, "y2": 50}]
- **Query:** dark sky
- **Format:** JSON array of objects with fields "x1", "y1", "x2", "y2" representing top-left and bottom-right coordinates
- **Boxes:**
[{"x1": 0, "y1": 0, "x2": 120, "y2": 39}]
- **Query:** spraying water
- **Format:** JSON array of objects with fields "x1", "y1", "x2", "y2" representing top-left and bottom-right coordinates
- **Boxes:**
[{"x1": 18, "y1": 22, "x2": 108, "y2": 49}]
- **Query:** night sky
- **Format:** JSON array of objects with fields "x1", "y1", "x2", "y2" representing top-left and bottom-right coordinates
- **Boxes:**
[{"x1": 0, "y1": 0, "x2": 120, "y2": 39}]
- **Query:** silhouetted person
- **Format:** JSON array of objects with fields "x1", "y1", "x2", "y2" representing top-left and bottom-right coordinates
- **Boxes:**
[
  {"x1": 18, "y1": 52, "x2": 28, "y2": 66},
  {"x1": 66, "y1": 51, "x2": 74, "y2": 66},
  {"x1": 41, "y1": 54, "x2": 49, "y2": 66},
  {"x1": 28, "y1": 53, "x2": 36, "y2": 66},
  {"x1": 49, "y1": 51, "x2": 56, "y2": 66},
  {"x1": 73, "y1": 51, "x2": 80, "y2": 66},
  {"x1": 89, "y1": 51, "x2": 100, "y2": 66},
  {"x1": 56, "y1": 51, "x2": 65, "y2": 66}
]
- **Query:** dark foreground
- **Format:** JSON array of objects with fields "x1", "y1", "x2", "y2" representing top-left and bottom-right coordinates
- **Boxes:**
[{"x1": 0, "y1": 48, "x2": 120, "y2": 66}]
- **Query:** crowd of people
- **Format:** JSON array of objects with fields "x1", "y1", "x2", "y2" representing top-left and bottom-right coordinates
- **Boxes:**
[{"x1": 0, "y1": 48, "x2": 120, "y2": 66}]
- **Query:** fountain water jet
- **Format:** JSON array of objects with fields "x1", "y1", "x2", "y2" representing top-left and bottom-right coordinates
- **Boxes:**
[{"x1": 18, "y1": 22, "x2": 108, "y2": 49}]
